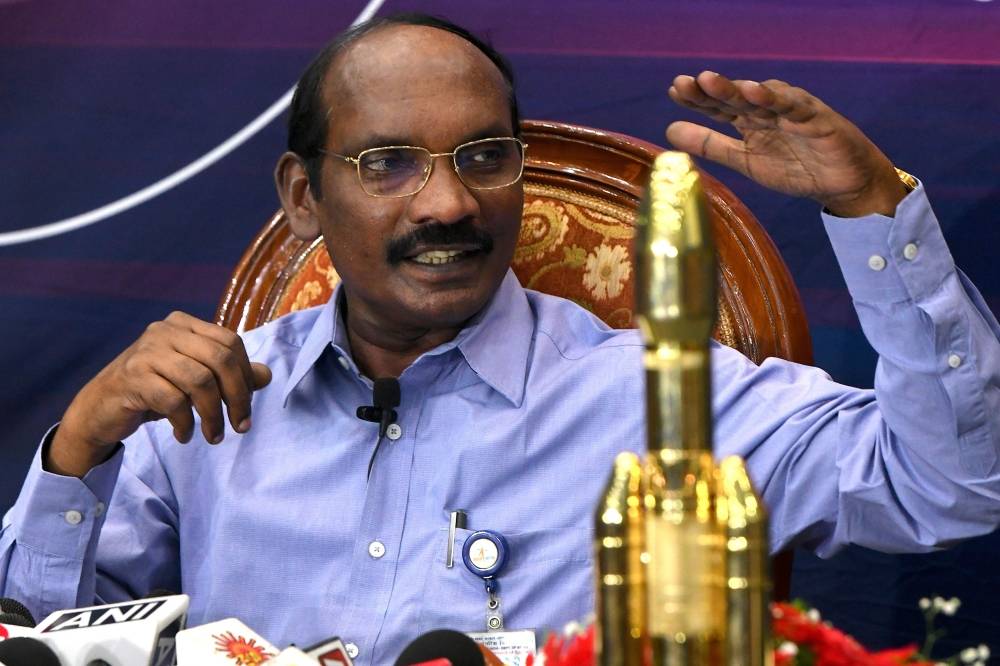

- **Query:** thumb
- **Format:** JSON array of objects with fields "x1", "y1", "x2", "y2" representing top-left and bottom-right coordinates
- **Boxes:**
[
  {"x1": 251, "y1": 362, "x2": 273, "y2": 390},
  {"x1": 665, "y1": 121, "x2": 748, "y2": 177}
]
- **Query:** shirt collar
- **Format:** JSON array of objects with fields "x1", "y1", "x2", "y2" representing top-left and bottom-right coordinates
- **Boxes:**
[{"x1": 282, "y1": 269, "x2": 531, "y2": 407}]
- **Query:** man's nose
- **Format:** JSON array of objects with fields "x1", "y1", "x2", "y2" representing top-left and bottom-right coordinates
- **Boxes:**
[{"x1": 407, "y1": 156, "x2": 480, "y2": 224}]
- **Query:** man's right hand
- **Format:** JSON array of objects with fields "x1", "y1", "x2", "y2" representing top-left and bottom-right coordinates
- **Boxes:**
[{"x1": 46, "y1": 311, "x2": 272, "y2": 478}]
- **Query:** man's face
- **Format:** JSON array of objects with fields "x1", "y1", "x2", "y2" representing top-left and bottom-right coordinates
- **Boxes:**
[{"x1": 312, "y1": 26, "x2": 523, "y2": 337}]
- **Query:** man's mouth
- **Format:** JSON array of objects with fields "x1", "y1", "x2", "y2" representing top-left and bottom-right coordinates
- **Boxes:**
[
  {"x1": 386, "y1": 222, "x2": 494, "y2": 266},
  {"x1": 409, "y1": 249, "x2": 478, "y2": 265}
]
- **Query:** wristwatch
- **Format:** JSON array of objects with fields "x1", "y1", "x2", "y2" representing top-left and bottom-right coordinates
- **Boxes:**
[{"x1": 894, "y1": 167, "x2": 918, "y2": 194}]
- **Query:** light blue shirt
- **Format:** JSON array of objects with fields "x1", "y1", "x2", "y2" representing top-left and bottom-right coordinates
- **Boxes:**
[{"x1": 2, "y1": 185, "x2": 999, "y2": 665}]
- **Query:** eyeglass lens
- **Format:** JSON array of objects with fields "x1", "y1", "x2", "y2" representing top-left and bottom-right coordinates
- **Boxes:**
[{"x1": 357, "y1": 138, "x2": 523, "y2": 197}]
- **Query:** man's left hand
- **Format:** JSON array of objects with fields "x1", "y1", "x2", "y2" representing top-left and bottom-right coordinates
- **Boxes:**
[{"x1": 665, "y1": 71, "x2": 908, "y2": 218}]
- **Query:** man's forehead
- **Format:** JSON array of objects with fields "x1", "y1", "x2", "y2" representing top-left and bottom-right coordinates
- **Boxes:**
[{"x1": 321, "y1": 24, "x2": 509, "y2": 144}]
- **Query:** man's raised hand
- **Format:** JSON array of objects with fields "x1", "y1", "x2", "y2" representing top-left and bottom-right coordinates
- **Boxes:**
[
  {"x1": 47, "y1": 311, "x2": 272, "y2": 477},
  {"x1": 665, "y1": 71, "x2": 908, "y2": 218}
]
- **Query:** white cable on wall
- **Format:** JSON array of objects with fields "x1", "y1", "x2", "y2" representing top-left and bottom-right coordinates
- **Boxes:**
[{"x1": 0, "y1": 0, "x2": 386, "y2": 247}]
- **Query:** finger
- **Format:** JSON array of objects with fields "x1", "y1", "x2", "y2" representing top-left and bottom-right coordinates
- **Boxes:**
[
  {"x1": 665, "y1": 121, "x2": 752, "y2": 178},
  {"x1": 136, "y1": 375, "x2": 195, "y2": 444},
  {"x1": 251, "y1": 363, "x2": 272, "y2": 391},
  {"x1": 754, "y1": 81, "x2": 819, "y2": 123},
  {"x1": 169, "y1": 333, "x2": 254, "y2": 435},
  {"x1": 695, "y1": 71, "x2": 757, "y2": 111},
  {"x1": 151, "y1": 354, "x2": 226, "y2": 444},
  {"x1": 165, "y1": 312, "x2": 256, "y2": 391},
  {"x1": 668, "y1": 86, "x2": 738, "y2": 123}
]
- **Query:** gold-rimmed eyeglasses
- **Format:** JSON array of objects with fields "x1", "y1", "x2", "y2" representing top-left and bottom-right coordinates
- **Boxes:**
[{"x1": 319, "y1": 137, "x2": 527, "y2": 198}]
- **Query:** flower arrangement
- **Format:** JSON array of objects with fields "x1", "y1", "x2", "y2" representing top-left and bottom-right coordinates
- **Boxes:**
[{"x1": 525, "y1": 597, "x2": 990, "y2": 666}]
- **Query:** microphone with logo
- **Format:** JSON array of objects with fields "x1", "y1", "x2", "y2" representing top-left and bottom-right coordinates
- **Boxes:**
[
  {"x1": 26, "y1": 593, "x2": 189, "y2": 666},
  {"x1": 356, "y1": 377, "x2": 401, "y2": 478}
]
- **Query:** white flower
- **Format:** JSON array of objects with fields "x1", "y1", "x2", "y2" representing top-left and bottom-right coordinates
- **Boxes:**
[
  {"x1": 562, "y1": 620, "x2": 583, "y2": 636},
  {"x1": 777, "y1": 642, "x2": 799, "y2": 656},
  {"x1": 941, "y1": 597, "x2": 961, "y2": 616},
  {"x1": 933, "y1": 596, "x2": 946, "y2": 611},
  {"x1": 919, "y1": 597, "x2": 931, "y2": 610},
  {"x1": 961, "y1": 647, "x2": 980, "y2": 662},
  {"x1": 582, "y1": 243, "x2": 632, "y2": 301},
  {"x1": 806, "y1": 608, "x2": 821, "y2": 623},
  {"x1": 978, "y1": 645, "x2": 990, "y2": 659}
]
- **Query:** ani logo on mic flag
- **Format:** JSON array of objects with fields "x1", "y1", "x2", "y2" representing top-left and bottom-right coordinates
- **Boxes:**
[{"x1": 213, "y1": 630, "x2": 277, "y2": 665}]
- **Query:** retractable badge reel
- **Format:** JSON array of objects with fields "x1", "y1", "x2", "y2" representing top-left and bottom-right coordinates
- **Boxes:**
[{"x1": 462, "y1": 530, "x2": 509, "y2": 632}]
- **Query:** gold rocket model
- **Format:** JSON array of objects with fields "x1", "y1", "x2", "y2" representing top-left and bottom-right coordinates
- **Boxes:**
[{"x1": 595, "y1": 152, "x2": 772, "y2": 666}]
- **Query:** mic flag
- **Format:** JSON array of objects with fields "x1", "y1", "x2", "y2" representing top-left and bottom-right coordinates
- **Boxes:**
[
  {"x1": 175, "y1": 617, "x2": 279, "y2": 665},
  {"x1": 271, "y1": 645, "x2": 322, "y2": 665},
  {"x1": 304, "y1": 635, "x2": 354, "y2": 665},
  {"x1": 33, "y1": 593, "x2": 189, "y2": 666}
]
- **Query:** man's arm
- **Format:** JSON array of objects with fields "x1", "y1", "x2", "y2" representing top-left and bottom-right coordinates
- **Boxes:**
[
  {"x1": 0, "y1": 425, "x2": 181, "y2": 620},
  {"x1": 1, "y1": 310, "x2": 272, "y2": 619},
  {"x1": 668, "y1": 72, "x2": 1000, "y2": 555}
]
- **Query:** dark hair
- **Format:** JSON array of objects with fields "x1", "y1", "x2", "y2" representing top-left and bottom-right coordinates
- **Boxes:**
[{"x1": 287, "y1": 13, "x2": 521, "y2": 198}]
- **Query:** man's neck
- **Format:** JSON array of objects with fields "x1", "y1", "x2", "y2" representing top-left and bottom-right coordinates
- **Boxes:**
[{"x1": 344, "y1": 308, "x2": 464, "y2": 379}]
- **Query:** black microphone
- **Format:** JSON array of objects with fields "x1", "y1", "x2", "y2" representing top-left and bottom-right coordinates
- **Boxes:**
[
  {"x1": 0, "y1": 598, "x2": 35, "y2": 628},
  {"x1": 394, "y1": 629, "x2": 487, "y2": 666},
  {"x1": 356, "y1": 378, "x2": 401, "y2": 438},
  {"x1": 0, "y1": 636, "x2": 63, "y2": 666}
]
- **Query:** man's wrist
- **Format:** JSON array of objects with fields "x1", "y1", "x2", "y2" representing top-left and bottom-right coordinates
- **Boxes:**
[
  {"x1": 823, "y1": 167, "x2": 912, "y2": 218},
  {"x1": 45, "y1": 421, "x2": 119, "y2": 478}
]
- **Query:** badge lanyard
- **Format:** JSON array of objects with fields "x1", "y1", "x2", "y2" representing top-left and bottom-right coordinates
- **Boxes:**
[{"x1": 462, "y1": 530, "x2": 509, "y2": 632}]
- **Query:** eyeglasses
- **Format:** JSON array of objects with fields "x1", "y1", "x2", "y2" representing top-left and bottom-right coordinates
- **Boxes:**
[{"x1": 320, "y1": 137, "x2": 527, "y2": 198}]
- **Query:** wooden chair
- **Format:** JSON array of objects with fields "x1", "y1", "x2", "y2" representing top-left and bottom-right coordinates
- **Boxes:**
[{"x1": 215, "y1": 120, "x2": 812, "y2": 598}]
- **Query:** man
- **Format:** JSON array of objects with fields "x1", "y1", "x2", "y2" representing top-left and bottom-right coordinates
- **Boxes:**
[{"x1": 2, "y1": 13, "x2": 999, "y2": 665}]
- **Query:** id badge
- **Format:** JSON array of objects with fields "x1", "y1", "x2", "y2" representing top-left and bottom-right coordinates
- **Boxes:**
[{"x1": 466, "y1": 629, "x2": 537, "y2": 666}]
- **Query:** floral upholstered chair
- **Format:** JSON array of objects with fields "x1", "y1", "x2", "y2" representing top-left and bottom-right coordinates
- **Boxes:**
[{"x1": 214, "y1": 121, "x2": 812, "y2": 598}]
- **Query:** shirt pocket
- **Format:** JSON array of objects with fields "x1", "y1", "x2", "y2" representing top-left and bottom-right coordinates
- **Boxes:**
[{"x1": 416, "y1": 526, "x2": 594, "y2": 635}]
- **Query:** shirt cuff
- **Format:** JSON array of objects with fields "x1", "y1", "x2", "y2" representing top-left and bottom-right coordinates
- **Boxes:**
[
  {"x1": 822, "y1": 181, "x2": 956, "y2": 304},
  {"x1": 11, "y1": 424, "x2": 124, "y2": 560}
]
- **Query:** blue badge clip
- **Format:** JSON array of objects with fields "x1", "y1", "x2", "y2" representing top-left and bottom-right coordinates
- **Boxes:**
[{"x1": 461, "y1": 530, "x2": 509, "y2": 581}]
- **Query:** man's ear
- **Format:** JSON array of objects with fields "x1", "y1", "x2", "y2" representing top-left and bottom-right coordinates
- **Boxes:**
[{"x1": 275, "y1": 151, "x2": 321, "y2": 240}]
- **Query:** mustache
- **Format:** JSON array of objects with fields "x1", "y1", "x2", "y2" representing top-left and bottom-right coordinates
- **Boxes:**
[{"x1": 385, "y1": 221, "x2": 495, "y2": 264}]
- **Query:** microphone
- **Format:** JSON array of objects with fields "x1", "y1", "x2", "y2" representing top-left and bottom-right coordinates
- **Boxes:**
[
  {"x1": 0, "y1": 636, "x2": 63, "y2": 666},
  {"x1": 303, "y1": 635, "x2": 354, "y2": 665},
  {"x1": 32, "y1": 593, "x2": 189, "y2": 666},
  {"x1": 175, "y1": 617, "x2": 278, "y2": 665},
  {"x1": 395, "y1": 629, "x2": 503, "y2": 666},
  {"x1": 0, "y1": 599, "x2": 35, "y2": 628},
  {"x1": 356, "y1": 377, "x2": 401, "y2": 438}
]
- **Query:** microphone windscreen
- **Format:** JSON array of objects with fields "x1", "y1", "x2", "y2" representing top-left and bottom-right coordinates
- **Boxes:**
[
  {"x1": 0, "y1": 636, "x2": 62, "y2": 666},
  {"x1": 0, "y1": 613, "x2": 33, "y2": 628},
  {"x1": 395, "y1": 629, "x2": 483, "y2": 666},
  {"x1": 0, "y1": 600, "x2": 34, "y2": 627},
  {"x1": 374, "y1": 378, "x2": 401, "y2": 408}
]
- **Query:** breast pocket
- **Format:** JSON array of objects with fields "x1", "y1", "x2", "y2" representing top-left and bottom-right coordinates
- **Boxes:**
[{"x1": 417, "y1": 526, "x2": 595, "y2": 635}]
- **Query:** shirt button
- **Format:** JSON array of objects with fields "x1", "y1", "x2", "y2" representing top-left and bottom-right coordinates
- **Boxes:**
[
  {"x1": 94, "y1": 502, "x2": 106, "y2": 518},
  {"x1": 868, "y1": 255, "x2": 887, "y2": 271},
  {"x1": 368, "y1": 540, "x2": 386, "y2": 559},
  {"x1": 64, "y1": 510, "x2": 83, "y2": 526},
  {"x1": 948, "y1": 354, "x2": 962, "y2": 369},
  {"x1": 386, "y1": 423, "x2": 403, "y2": 441},
  {"x1": 903, "y1": 243, "x2": 919, "y2": 260},
  {"x1": 345, "y1": 642, "x2": 359, "y2": 659}
]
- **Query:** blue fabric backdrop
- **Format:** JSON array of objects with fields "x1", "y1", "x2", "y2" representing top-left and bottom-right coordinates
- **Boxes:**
[{"x1": 1, "y1": 0, "x2": 998, "y2": 657}]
